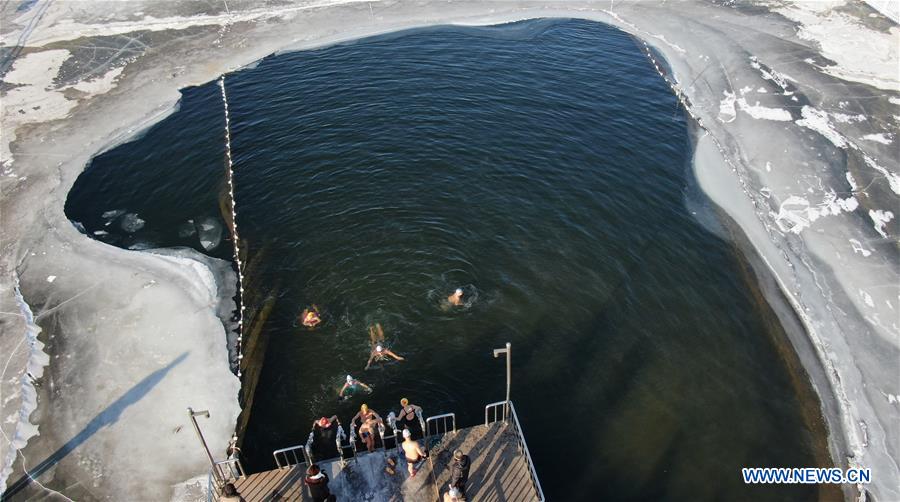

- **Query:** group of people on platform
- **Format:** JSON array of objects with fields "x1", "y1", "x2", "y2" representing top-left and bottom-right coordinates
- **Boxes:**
[
  {"x1": 305, "y1": 398, "x2": 470, "y2": 502},
  {"x1": 300, "y1": 449, "x2": 470, "y2": 502},
  {"x1": 310, "y1": 399, "x2": 423, "y2": 459}
]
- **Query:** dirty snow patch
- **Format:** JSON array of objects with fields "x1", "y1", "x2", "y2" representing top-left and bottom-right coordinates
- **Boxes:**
[
  {"x1": 831, "y1": 112, "x2": 866, "y2": 124},
  {"x1": 861, "y1": 133, "x2": 892, "y2": 145},
  {"x1": 849, "y1": 238, "x2": 872, "y2": 257},
  {"x1": 774, "y1": 2, "x2": 900, "y2": 91},
  {"x1": 736, "y1": 97, "x2": 792, "y2": 121},
  {"x1": 774, "y1": 192, "x2": 859, "y2": 234},
  {"x1": 862, "y1": 155, "x2": 900, "y2": 195},
  {"x1": 64, "y1": 66, "x2": 125, "y2": 96},
  {"x1": 719, "y1": 90, "x2": 737, "y2": 122},
  {"x1": 796, "y1": 106, "x2": 846, "y2": 148},
  {"x1": 869, "y1": 209, "x2": 894, "y2": 238}
]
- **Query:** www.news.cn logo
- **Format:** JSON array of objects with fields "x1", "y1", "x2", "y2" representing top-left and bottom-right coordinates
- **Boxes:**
[{"x1": 742, "y1": 467, "x2": 871, "y2": 484}]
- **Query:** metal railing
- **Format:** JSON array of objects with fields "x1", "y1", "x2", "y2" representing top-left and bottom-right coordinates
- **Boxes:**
[
  {"x1": 485, "y1": 400, "x2": 545, "y2": 501},
  {"x1": 335, "y1": 424, "x2": 355, "y2": 466},
  {"x1": 206, "y1": 470, "x2": 216, "y2": 502},
  {"x1": 273, "y1": 442, "x2": 311, "y2": 469},
  {"x1": 387, "y1": 412, "x2": 401, "y2": 450},
  {"x1": 485, "y1": 400, "x2": 510, "y2": 424},
  {"x1": 425, "y1": 412, "x2": 456, "y2": 438},
  {"x1": 416, "y1": 408, "x2": 426, "y2": 436},
  {"x1": 214, "y1": 458, "x2": 246, "y2": 483},
  {"x1": 304, "y1": 431, "x2": 315, "y2": 462}
]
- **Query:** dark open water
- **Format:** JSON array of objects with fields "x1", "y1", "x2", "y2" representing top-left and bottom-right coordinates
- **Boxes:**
[{"x1": 66, "y1": 20, "x2": 831, "y2": 501}]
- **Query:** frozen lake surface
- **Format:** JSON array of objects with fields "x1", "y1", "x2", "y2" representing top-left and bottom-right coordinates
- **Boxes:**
[{"x1": 65, "y1": 20, "x2": 835, "y2": 501}]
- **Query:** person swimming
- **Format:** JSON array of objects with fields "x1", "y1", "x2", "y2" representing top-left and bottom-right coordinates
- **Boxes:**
[
  {"x1": 339, "y1": 374, "x2": 371, "y2": 399},
  {"x1": 365, "y1": 323, "x2": 405, "y2": 370},
  {"x1": 447, "y1": 288, "x2": 463, "y2": 306},
  {"x1": 301, "y1": 305, "x2": 322, "y2": 328}
]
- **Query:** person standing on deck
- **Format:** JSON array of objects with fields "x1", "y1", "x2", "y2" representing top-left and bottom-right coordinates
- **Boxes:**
[
  {"x1": 401, "y1": 428, "x2": 428, "y2": 477},
  {"x1": 450, "y1": 450, "x2": 470, "y2": 498},
  {"x1": 365, "y1": 323, "x2": 404, "y2": 369},
  {"x1": 304, "y1": 464, "x2": 336, "y2": 502},
  {"x1": 220, "y1": 483, "x2": 246, "y2": 502}
]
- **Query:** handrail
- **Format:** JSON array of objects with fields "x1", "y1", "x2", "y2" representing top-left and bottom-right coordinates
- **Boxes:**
[
  {"x1": 425, "y1": 412, "x2": 456, "y2": 438},
  {"x1": 416, "y1": 408, "x2": 426, "y2": 436},
  {"x1": 273, "y1": 443, "x2": 309, "y2": 469},
  {"x1": 485, "y1": 400, "x2": 545, "y2": 502},
  {"x1": 377, "y1": 421, "x2": 388, "y2": 458},
  {"x1": 304, "y1": 431, "x2": 315, "y2": 462},
  {"x1": 485, "y1": 400, "x2": 509, "y2": 425},
  {"x1": 213, "y1": 458, "x2": 246, "y2": 483},
  {"x1": 206, "y1": 470, "x2": 217, "y2": 502}
]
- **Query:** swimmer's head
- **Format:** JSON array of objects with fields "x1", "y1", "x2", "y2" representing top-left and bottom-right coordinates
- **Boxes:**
[
  {"x1": 400, "y1": 398, "x2": 409, "y2": 407},
  {"x1": 346, "y1": 375, "x2": 354, "y2": 383},
  {"x1": 402, "y1": 429, "x2": 412, "y2": 439},
  {"x1": 375, "y1": 345, "x2": 383, "y2": 353},
  {"x1": 319, "y1": 417, "x2": 329, "y2": 427},
  {"x1": 361, "y1": 404, "x2": 369, "y2": 413},
  {"x1": 455, "y1": 288, "x2": 463, "y2": 296}
]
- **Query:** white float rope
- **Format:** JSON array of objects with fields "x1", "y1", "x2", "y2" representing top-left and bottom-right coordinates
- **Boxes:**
[{"x1": 219, "y1": 76, "x2": 245, "y2": 378}]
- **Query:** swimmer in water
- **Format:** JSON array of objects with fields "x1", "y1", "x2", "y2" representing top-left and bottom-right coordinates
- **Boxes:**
[
  {"x1": 300, "y1": 305, "x2": 322, "y2": 328},
  {"x1": 447, "y1": 288, "x2": 463, "y2": 306},
  {"x1": 365, "y1": 323, "x2": 404, "y2": 370},
  {"x1": 339, "y1": 374, "x2": 371, "y2": 399}
]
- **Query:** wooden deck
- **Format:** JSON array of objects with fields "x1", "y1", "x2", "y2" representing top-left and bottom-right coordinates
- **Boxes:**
[{"x1": 231, "y1": 421, "x2": 540, "y2": 502}]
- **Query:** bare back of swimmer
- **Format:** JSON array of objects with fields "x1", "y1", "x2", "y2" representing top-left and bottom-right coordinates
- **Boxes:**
[
  {"x1": 447, "y1": 288, "x2": 463, "y2": 306},
  {"x1": 401, "y1": 429, "x2": 427, "y2": 476}
]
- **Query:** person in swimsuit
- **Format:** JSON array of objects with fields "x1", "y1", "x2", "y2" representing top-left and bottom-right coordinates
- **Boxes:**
[
  {"x1": 359, "y1": 416, "x2": 380, "y2": 453},
  {"x1": 365, "y1": 323, "x2": 404, "y2": 369},
  {"x1": 339, "y1": 374, "x2": 371, "y2": 399},
  {"x1": 396, "y1": 398, "x2": 424, "y2": 439},
  {"x1": 351, "y1": 404, "x2": 383, "y2": 453},
  {"x1": 401, "y1": 428, "x2": 427, "y2": 477},
  {"x1": 301, "y1": 306, "x2": 322, "y2": 328},
  {"x1": 311, "y1": 415, "x2": 340, "y2": 460},
  {"x1": 447, "y1": 288, "x2": 464, "y2": 306}
]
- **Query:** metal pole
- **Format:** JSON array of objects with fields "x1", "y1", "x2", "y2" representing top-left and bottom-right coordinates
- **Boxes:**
[
  {"x1": 188, "y1": 407, "x2": 222, "y2": 486},
  {"x1": 505, "y1": 342, "x2": 511, "y2": 421},
  {"x1": 493, "y1": 343, "x2": 512, "y2": 422}
]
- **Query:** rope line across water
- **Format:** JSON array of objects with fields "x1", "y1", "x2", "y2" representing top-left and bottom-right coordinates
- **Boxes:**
[{"x1": 219, "y1": 76, "x2": 245, "y2": 378}]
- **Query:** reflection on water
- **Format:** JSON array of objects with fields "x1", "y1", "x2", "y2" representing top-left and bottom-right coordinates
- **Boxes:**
[{"x1": 66, "y1": 20, "x2": 830, "y2": 501}]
